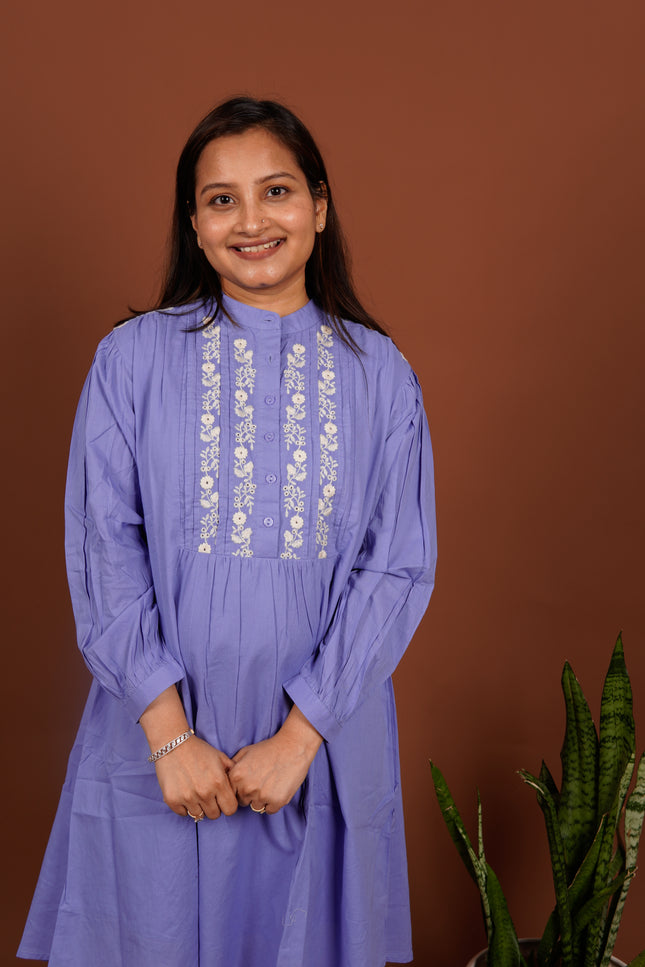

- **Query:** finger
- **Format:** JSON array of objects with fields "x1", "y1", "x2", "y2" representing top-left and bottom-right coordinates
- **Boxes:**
[
  {"x1": 185, "y1": 803, "x2": 207, "y2": 822},
  {"x1": 249, "y1": 800, "x2": 269, "y2": 815},
  {"x1": 235, "y1": 788, "x2": 253, "y2": 807},
  {"x1": 201, "y1": 798, "x2": 221, "y2": 821},
  {"x1": 217, "y1": 787, "x2": 239, "y2": 816},
  {"x1": 264, "y1": 802, "x2": 281, "y2": 815}
]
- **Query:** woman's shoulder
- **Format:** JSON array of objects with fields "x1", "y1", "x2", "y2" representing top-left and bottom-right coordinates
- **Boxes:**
[
  {"x1": 97, "y1": 301, "x2": 206, "y2": 361},
  {"x1": 340, "y1": 318, "x2": 415, "y2": 387}
]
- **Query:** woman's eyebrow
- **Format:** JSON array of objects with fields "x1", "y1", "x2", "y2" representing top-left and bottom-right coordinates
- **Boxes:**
[{"x1": 199, "y1": 171, "x2": 299, "y2": 196}]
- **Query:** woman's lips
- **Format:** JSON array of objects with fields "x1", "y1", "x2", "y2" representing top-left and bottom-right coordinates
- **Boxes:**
[{"x1": 230, "y1": 238, "x2": 284, "y2": 259}]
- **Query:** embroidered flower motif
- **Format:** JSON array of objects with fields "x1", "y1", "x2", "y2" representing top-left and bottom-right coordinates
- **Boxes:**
[
  {"x1": 316, "y1": 323, "x2": 339, "y2": 559},
  {"x1": 231, "y1": 339, "x2": 256, "y2": 556},
  {"x1": 231, "y1": 510, "x2": 252, "y2": 556},
  {"x1": 281, "y1": 342, "x2": 308, "y2": 559},
  {"x1": 198, "y1": 322, "x2": 221, "y2": 551}
]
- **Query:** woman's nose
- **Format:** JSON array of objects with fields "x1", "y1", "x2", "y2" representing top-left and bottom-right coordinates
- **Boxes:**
[{"x1": 236, "y1": 200, "x2": 265, "y2": 235}]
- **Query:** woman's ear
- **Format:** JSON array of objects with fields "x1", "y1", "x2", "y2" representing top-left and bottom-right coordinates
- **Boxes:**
[
  {"x1": 190, "y1": 213, "x2": 203, "y2": 248},
  {"x1": 315, "y1": 182, "x2": 328, "y2": 231}
]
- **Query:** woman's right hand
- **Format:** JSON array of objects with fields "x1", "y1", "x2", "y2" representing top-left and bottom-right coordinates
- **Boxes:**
[
  {"x1": 154, "y1": 735, "x2": 239, "y2": 820},
  {"x1": 140, "y1": 685, "x2": 238, "y2": 820}
]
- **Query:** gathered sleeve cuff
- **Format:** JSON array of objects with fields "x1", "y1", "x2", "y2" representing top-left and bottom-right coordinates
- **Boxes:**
[
  {"x1": 64, "y1": 332, "x2": 184, "y2": 721},
  {"x1": 284, "y1": 369, "x2": 437, "y2": 741}
]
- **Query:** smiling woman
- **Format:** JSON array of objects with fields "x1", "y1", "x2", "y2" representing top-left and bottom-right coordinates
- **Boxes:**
[
  {"x1": 17, "y1": 96, "x2": 437, "y2": 967},
  {"x1": 190, "y1": 129, "x2": 327, "y2": 313}
]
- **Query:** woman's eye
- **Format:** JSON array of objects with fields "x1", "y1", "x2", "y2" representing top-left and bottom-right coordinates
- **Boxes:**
[
  {"x1": 267, "y1": 186, "x2": 288, "y2": 197},
  {"x1": 209, "y1": 194, "x2": 233, "y2": 206}
]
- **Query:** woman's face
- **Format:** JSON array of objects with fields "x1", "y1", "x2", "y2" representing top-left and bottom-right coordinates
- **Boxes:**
[{"x1": 191, "y1": 128, "x2": 327, "y2": 313}]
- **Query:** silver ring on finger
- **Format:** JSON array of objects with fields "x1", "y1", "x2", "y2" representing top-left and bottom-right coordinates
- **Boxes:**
[
  {"x1": 187, "y1": 808, "x2": 205, "y2": 822},
  {"x1": 249, "y1": 802, "x2": 267, "y2": 814}
]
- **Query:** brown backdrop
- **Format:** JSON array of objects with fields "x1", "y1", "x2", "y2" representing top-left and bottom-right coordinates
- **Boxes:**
[{"x1": 3, "y1": 2, "x2": 645, "y2": 965}]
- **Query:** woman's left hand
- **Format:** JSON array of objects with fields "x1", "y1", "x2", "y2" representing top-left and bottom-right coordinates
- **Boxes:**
[{"x1": 229, "y1": 705, "x2": 323, "y2": 814}]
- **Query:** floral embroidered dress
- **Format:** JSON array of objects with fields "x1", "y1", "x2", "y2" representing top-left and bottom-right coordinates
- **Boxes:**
[{"x1": 19, "y1": 296, "x2": 437, "y2": 967}]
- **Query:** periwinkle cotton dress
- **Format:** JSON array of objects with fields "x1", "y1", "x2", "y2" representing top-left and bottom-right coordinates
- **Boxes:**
[{"x1": 19, "y1": 295, "x2": 436, "y2": 967}]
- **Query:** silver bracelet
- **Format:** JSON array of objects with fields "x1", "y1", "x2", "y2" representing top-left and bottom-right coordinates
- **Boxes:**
[{"x1": 147, "y1": 729, "x2": 195, "y2": 763}]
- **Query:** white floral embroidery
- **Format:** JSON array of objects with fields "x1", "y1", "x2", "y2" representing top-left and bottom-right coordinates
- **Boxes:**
[
  {"x1": 231, "y1": 339, "x2": 256, "y2": 556},
  {"x1": 199, "y1": 319, "x2": 221, "y2": 552},
  {"x1": 281, "y1": 342, "x2": 307, "y2": 559},
  {"x1": 316, "y1": 325, "x2": 338, "y2": 558},
  {"x1": 282, "y1": 513, "x2": 305, "y2": 558}
]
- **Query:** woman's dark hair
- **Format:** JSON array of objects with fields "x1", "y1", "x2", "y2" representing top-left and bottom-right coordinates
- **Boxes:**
[{"x1": 144, "y1": 96, "x2": 387, "y2": 349}]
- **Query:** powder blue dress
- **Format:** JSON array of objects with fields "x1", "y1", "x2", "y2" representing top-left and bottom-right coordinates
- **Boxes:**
[{"x1": 18, "y1": 296, "x2": 437, "y2": 967}]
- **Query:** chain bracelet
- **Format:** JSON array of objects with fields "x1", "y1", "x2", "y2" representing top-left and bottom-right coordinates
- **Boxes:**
[{"x1": 147, "y1": 729, "x2": 195, "y2": 763}]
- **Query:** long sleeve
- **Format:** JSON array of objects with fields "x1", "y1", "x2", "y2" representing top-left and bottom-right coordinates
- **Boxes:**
[
  {"x1": 64, "y1": 331, "x2": 184, "y2": 721},
  {"x1": 284, "y1": 371, "x2": 437, "y2": 741}
]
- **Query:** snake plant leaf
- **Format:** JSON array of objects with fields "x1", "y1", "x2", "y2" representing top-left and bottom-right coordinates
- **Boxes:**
[
  {"x1": 600, "y1": 752, "x2": 645, "y2": 967},
  {"x1": 485, "y1": 863, "x2": 523, "y2": 967},
  {"x1": 597, "y1": 635, "x2": 635, "y2": 825},
  {"x1": 585, "y1": 751, "x2": 636, "y2": 966},
  {"x1": 576, "y1": 869, "x2": 628, "y2": 934},
  {"x1": 537, "y1": 907, "x2": 559, "y2": 967},
  {"x1": 559, "y1": 661, "x2": 599, "y2": 879},
  {"x1": 478, "y1": 789, "x2": 486, "y2": 864},
  {"x1": 430, "y1": 761, "x2": 493, "y2": 938},
  {"x1": 627, "y1": 951, "x2": 645, "y2": 966},
  {"x1": 430, "y1": 761, "x2": 479, "y2": 882},
  {"x1": 520, "y1": 771, "x2": 574, "y2": 966},
  {"x1": 540, "y1": 760, "x2": 561, "y2": 807}
]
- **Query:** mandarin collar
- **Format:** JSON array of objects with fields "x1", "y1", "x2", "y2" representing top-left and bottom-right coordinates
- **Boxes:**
[{"x1": 220, "y1": 294, "x2": 322, "y2": 334}]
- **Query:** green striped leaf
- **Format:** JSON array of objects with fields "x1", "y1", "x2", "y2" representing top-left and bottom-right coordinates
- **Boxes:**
[
  {"x1": 627, "y1": 951, "x2": 645, "y2": 967},
  {"x1": 430, "y1": 761, "x2": 492, "y2": 938},
  {"x1": 520, "y1": 771, "x2": 574, "y2": 966},
  {"x1": 600, "y1": 752, "x2": 645, "y2": 967},
  {"x1": 540, "y1": 760, "x2": 561, "y2": 807},
  {"x1": 559, "y1": 661, "x2": 599, "y2": 879},
  {"x1": 584, "y1": 752, "x2": 636, "y2": 967},
  {"x1": 485, "y1": 863, "x2": 522, "y2": 967},
  {"x1": 537, "y1": 907, "x2": 560, "y2": 967},
  {"x1": 597, "y1": 635, "x2": 635, "y2": 824}
]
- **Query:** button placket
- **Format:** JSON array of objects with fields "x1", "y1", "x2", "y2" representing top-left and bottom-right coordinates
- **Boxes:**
[{"x1": 252, "y1": 320, "x2": 281, "y2": 555}]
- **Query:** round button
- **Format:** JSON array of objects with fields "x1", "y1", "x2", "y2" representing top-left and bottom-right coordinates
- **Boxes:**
[
  {"x1": 264, "y1": 432, "x2": 275, "y2": 443},
  {"x1": 265, "y1": 473, "x2": 277, "y2": 484},
  {"x1": 264, "y1": 394, "x2": 276, "y2": 406},
  {"x1": 263, "y1": 516, "x2": 274, "y2": 528}
]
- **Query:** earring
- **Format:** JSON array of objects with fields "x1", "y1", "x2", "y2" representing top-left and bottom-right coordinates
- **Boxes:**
[{"x1": 319, "y1": 223, "x2": 324, "y2": 230}]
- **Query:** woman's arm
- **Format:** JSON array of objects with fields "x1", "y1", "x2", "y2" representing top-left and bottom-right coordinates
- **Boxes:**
[{"x1": 140, "y1": 686, "x2": 238, "y2": 819}]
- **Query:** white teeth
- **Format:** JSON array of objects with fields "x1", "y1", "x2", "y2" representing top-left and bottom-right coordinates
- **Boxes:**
[{"x1": 236, "y1": 240, "x2": 281, "y2": 253}]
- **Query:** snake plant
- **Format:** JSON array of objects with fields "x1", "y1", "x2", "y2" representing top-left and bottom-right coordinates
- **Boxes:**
[{"x1": 431, "y1": 635, "x2": 645, "y2": 967}]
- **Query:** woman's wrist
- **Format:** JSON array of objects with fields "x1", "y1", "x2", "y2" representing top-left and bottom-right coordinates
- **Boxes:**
[
  {"x1": 280, "y1": 705, "x2": 323, "y2": 758},
  {"x1": 139, "y1": 685, "x2": 190, "y2": 752}
]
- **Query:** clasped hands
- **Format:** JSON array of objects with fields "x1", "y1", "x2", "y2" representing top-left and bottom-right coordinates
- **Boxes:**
[{"x1": 153, "y1": 706, "x2": 323, "y2": 821}]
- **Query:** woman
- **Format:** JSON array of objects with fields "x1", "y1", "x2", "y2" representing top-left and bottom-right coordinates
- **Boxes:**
[{"x1": 19, "y1": 96, "x2": 437, "y2": 967}]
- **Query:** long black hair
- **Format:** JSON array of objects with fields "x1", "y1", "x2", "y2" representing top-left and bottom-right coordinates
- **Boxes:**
[{"x1": 141, "y1": 96, "x2": 387, "y2": 349}]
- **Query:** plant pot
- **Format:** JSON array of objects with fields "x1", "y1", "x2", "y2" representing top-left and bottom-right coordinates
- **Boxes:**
[{"x1": 466, "y1": 938, "x2": 627, "y2": 967}]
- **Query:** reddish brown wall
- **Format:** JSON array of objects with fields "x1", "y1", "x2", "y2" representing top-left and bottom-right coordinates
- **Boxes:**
[{"x1": 3, "y1": 2, "x2": 645, "y2": 964}]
